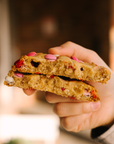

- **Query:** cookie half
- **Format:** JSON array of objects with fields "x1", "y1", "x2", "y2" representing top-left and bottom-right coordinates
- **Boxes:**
[
  {"x1": 12, "y1": 53, "x2": 111, "y2": 83},
  {"x1": 4, "y1": 70, "x2": 100, "y2": 102}
]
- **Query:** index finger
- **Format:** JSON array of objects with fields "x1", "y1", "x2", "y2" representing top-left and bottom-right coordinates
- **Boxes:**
[
  {"x1": 45, "y1": 92, "x2": 84, "y2": 103},
  {"x1": 48, "y1": 41, "x2": 108, "y2": 68}
]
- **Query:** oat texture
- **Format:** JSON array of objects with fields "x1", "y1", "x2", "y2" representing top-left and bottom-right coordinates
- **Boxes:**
[
  {"x1": 4, "y1": 53, "x2": 111, "y2": 102},
  {"x1": 12, "y1": 53, "x2": 111, "y2": 83}
]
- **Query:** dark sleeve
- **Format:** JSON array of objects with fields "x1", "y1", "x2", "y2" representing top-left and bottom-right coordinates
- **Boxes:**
[{"x1": 91, "y1": 125, "x2": 114, "y2": 144}]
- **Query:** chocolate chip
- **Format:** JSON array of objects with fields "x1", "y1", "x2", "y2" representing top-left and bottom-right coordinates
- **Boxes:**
[
  {"x1": 31, "y1": 61, "x2": 39, "y2": 67},
  {"x1": 80, "y1": 67, "x2": 83, "y2": 71}
]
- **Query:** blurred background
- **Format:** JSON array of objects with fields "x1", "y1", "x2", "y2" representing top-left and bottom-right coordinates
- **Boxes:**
[{"x1": 0, "y1": 0, "x2": 114, "y2": 144}]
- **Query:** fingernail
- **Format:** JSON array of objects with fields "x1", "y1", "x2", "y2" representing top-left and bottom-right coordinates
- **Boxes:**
[{"x1": 91, "y1": 101, "x2": 100, "y2": 111}]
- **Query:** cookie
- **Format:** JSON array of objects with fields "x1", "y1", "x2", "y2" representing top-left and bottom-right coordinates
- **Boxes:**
[
  {"x1": 4, "y1": 52, "x2": 111, "y2": 102},
  {"x1": 12, "y1": 52, "x2": 111, "y2": 83},
  {"x1": 4, "y1": 70, "x2": 100, "y2": 102}
]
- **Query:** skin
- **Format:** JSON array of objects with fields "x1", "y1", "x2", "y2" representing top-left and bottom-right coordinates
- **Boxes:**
[{"x1": 24, "y1": 41, "x2": 114, "y2": 132}]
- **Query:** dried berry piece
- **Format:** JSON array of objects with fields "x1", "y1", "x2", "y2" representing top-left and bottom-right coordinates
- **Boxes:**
[
  {"x1": 35, "y1": 72, "x2": 40, "y2": 74},
  {"x1": 93, "y1": 94, "x2": 97, "y2": 98},
  {"x1": 14, "y1": 60, "x2": 24, "y2": 68},
  {"x1": 50, "y1": 75, "x2": 54, "y2": 78},
  {"x1": 35, "y1": 72, "x2": 42, "y2": 75},
  {"x1": 70, "y1": 97, "x2": 75, "y2": 99},
  {"x1": 68, "y1": 64, "x2": 75, "y2": 70},
  {"x1": 61, "y1": 87, "x2": 65, "y2": 91},
  {"x1": 91, "y1": 90, "x2": 97, "y2": 98},
  {"x1": 68, "y1": 96, "x2": 75, "y2": 99},
  {"x1": 26, "y1": 87, "x2": 34, "y2": 90}
]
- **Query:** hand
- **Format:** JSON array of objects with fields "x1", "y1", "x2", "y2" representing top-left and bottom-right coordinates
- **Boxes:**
[{"x1": 24, "y1": 41, "x2": 114, "y2": 132}]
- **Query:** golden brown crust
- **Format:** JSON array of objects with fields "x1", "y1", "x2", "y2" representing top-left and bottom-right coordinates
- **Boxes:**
[
  {"x1": 11, "y1": 53, "x2": 111, "y2": 83},
  {"x1": 4, "y1": 70, "x2": 100, "y2": 102},
  {"x1": 4, "y1": 53, "x2": 112, "y2": 102}
]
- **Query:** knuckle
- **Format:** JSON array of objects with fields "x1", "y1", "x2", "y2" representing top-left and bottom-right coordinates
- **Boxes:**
[
  {"x1": 66, "y1": 41, "x2": 72, "y2": 45},
  {"x1": 45, "y1": 93, "x2": 53, "y2": 103},
  {"x1": 89, "y1": 49, "x2": 98, "y2": 57},
  {"x1": 74, "y1": 125, "x2": 82, "y2": 133},
  {"x1": 82, "y1": 103, "x2": 90, "y2": 113},
  {"x1": 62, "y1": 117, "x2": 73, "y2": 131},
  {"x1": 54, "y1": 103, "x2": 63, "y2": 116},
  {"x1": 65, "y1": 41, "x2": 75, "y2": 47}
]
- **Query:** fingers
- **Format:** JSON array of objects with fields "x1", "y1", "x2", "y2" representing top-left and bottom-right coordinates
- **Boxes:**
[
  {"x1": 45, "y1": 92, "x2": 81, "y2": 103},
  {"x1": 45, "y1": 92, "x2": 101, "y2": 116},
  {"x1": 48, "y1": 41, "x2": 107, "y2": 67},
  {"x1": 60, "y1": 113, "x2": 92, "y2": 132},
  {"x1": 53, "y1": 101, "x2": 100, "y2": 117},
  {"x1": 49, "y1": 42, "x2": 91, "y2": 61},
  {"x1": 23, "y1": 88, "x2": 36, "y2": 96}
]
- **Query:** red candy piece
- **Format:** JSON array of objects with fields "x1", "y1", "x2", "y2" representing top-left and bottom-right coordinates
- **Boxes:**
[
  {"x1": 93, "y1": 94, "x2": 97, "y2": 98},
  {"x1": 14, "y1": 73, "x2": 23, "y2": 78},
  {"x1": 35, "y1": 72, "x2": 40, "y2": 74},
  {"x1": 68, "y1": 65, "x2": 73, "y2": 69},
  {"x1": 71, "y1": 56, "x2": 80, "y2": 62},
  {"x1": 45, "y1": 54, "x2": 57, "y2": 61},
  {"x1": 61, "y1": 87, "x2": 65, "y2": 91},
  {"x1": 71, "y1": 56, "x2": 84, "y2": 63},
  {"x1": 68, "y1": 64, "x2": 75, "y2": 70},
  {"x1": 14, "y1": 60, "x2": 24, "y2": 68},
  {"x1": 26, "y1": 87, "x2": 33, "y2": 90},
  {"x1": 68, "y1": 96, "x2": 75, "y2": 99},
  {"x1": 92, "y1": 90, "x2": 95, "y2": 93},
  {"x1": 91, "y1": 90, "x2": 97, "y2": 98},
  {"x1": 50, "y1": 75, "x2": 54, "y2": 78},
  {"x1": 27, "y1": 52, "x2": 36, "y2": 56},
  {"x1": 70, "y1": 96, "x2": 75, "y2": 99}
]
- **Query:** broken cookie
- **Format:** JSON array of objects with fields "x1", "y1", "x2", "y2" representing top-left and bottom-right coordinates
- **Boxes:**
[
  {"x1": 12, "y1": 52, "x2": 110, "y2": 83},
  {"x1": 4, "y1": 52, "x2": 111, "y2": 102}
]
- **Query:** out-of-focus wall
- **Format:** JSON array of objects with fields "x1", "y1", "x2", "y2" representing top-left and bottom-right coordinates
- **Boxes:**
[
  {"x1": 109, "y1": 0, "x2": 114, "y2": 71},
  {"x1": 9, "y1": 0, "x2": 110, "y2": 65},
  {"x1": 0, "y1": 0, "x2": 36, "y2": 114},
  {"x1": 0, "y1": 0, "x2": 14, "y2": 112}
]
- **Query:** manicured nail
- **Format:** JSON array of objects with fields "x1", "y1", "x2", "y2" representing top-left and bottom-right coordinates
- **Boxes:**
[{"x1": 91, "y1": 101, "x2": 100, "y2": 111}]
